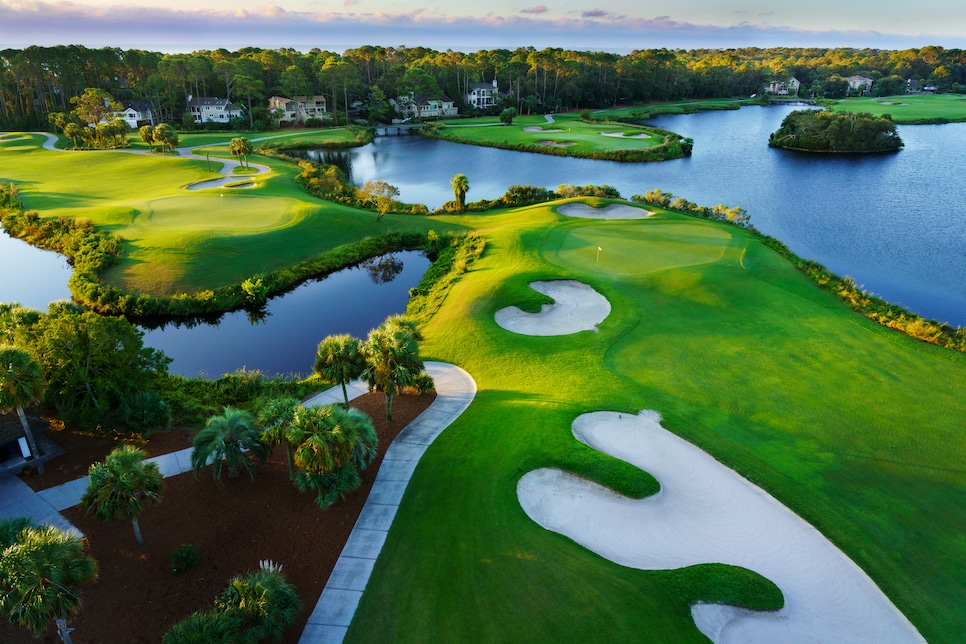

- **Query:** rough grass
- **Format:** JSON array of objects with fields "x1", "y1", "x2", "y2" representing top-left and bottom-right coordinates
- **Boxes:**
[{"x1": 349, "y1": 202, "x2": 966, "y2": 642}]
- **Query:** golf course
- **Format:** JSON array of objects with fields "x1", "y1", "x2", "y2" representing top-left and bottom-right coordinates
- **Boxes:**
[
  {"x1": 827, "y1": 92, "x2": 966, "y2": 123},
  {"x1": 1, "y1": 129, "x2": 964, "y2": 641}
]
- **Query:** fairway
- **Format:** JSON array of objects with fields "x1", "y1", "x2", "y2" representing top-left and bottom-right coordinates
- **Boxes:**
[
  {"x1": 828, "y1": 93, "x2": 966, "y2": 123},
  {"x1": 0, "y1": 132, "x2": 462, "y2": 295},
  {"x1": 348, "y1": 201, "x2": 966, "y2": 642}
]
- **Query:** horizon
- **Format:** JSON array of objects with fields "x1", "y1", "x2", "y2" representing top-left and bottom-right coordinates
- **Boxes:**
[{"x1": 1, "y1": 0, "x2": 964, "y2": 54}]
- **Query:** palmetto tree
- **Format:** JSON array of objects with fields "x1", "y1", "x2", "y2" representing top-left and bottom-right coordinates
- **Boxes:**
[
  {"x1": 228, "y1": 137, "x2": 253, "y2": 169},
  {"x1": 0, "y1": 518, "x2": 98, "y2": 644},
  {"x1": 162, "y1": 610, "x2": 242, "y2": 644},
  {"x1": 362, "y1": 322, "x2": 424, "y2": 422},
  {"x1": 192, "y1": 407, "x2": 267, "y2": 481},
  {"x1": 0, "y1": 345, "x2": 45, "y2": 475},
  {"x1": 79, "y1": 445, "x2": 162, "y2": 545},
  {"x1": 290, "y1": 404, "x2": 377, "y2": 508},
  {"x1": 450, "y1": 173, "x2": 469, "y2": 211},
  {"x1": 313, "y1": 334, "x2": 365, "y2": 408},
  {"x1": 256, "y1": 396, "x2": 301, "y2": 480}
]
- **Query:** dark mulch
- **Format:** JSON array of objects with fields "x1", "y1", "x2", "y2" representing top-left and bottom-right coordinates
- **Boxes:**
[{"x1": 0, "y1": 392, "x2": 435, "y2": 643}]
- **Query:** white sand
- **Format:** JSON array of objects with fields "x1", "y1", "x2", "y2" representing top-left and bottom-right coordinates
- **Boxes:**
[
  {"x1": 524, "y1": 126, "x2": 564, "y2": 132},
  {"x1": 518, "y1": 411, "x2": 924, "y2": 643},
  {"x1": 536, "y1": 140, "x2": 576, "y2": 147},
  {"x1": 557, "y1": 203, "x2": 653, "y2": 219},
  {"x1": 600, "y1": 131, "x2": 651, "y2": 139},
  {"x1": 495, "y1": 280, "x2": 610, "y2": 336}
]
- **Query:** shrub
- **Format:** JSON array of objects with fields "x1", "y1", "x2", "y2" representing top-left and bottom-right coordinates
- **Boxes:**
[{"x1": 170, "y1": 544, "x2": 200, "y2": 574}]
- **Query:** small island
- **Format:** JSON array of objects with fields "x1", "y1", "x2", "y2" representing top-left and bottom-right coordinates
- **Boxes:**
[{"x1": 769, "y1": 109, "x2": 903, "y2": 153}]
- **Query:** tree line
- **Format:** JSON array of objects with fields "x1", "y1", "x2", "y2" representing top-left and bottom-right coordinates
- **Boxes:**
[{"x1": 2, "y1": 44, "x2": 966, "y2": 130}]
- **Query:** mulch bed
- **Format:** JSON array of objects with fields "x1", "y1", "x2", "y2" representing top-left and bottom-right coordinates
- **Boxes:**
[{"x1": 0, "y1": 392, "x2": 435, "y2": 643}]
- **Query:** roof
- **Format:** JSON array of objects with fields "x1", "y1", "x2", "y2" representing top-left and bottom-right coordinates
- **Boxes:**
[
  {"x1": 187, "y1": 96, "x2": 240, "y2": 110},
  {"x1": 123, "y1": 99, "x2": 153, "y2": 112},
  {"x1": 469, "y1": 82, "x2": 495, "y2": 90}
]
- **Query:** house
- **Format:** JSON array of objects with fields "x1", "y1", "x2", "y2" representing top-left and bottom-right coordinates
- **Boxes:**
[
  {"x1": 187, "y1": 95, "x2": 241, "y2": 124},
  {"x1": 844, "y1": 76, "x2": 874, "y2": 95},
  {"x1": 391, "y1": 93, "x2": 458, "y2": 119},
  {"x1": 109, "y1": 100, "x2": 156, "y2": 129},
  {"x1": 764, "y1": 77, "x2": 801, "y2": 96},
  {"x1": 466, "y1": 79, "x2": 499, "y2": 109},
  {"x1": 268, "y1": 95, "x2": 328, "y2": 124},
  {"x1": 0, "y1": 413, "x2": 39, "y2": 474}
]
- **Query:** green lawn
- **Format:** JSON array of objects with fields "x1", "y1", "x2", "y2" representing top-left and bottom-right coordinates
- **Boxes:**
[
  {"x1": 0, "y1": 133, "x2": 462, "y2": 295},
  {"x1": 348, "y1": 200, "x2": 966, "y2": 642},
  {"x1": 828, "y1": 93, "x2": 966, "y2": 123},
  {"x1": 435, "y1": 112, "x2": 666, "y2": 153}
]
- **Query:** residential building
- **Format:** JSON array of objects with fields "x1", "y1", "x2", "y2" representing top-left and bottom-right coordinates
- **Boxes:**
[
  {"x1": 391, "y1": 93, "x2": 458, "y2": 119},
  {"x1": 110, "y1": 99, "x2": 156, "y2": 129},
  {"x1": 764, "y1": 77, "x2": 801, "y2": 96},
  {"x1": 187, "y1": 95, "x2": 241, "y2": 124},
  {"x1": 466, "y1": 80, "x2": 499, "y2": 109},
  {"x1": 844, "y1": 76, "x2": 874, "y2": 95},
  {"x1": 268, "y1": 95, "x2": 328, "y2": 124}
]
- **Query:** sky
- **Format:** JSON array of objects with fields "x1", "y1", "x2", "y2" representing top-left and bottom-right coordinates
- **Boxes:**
[{"x1": 1, "y1": 0, "x2": 964, "y2": 53}]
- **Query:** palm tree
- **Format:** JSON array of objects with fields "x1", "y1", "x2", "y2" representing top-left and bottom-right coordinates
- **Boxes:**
[
  {"x1": 0, "y1": 518, "x2": 98, "y2": 644},
  {"x1": 228, "y1": 137, "x2": 253, "y2": 169},
  {"x1": 79, "y1": 445, "x2": 162, "y2": 545},
  {"x1": 214, "y1": 562, "x2": 302, "y2": 643},
  {"x1": 290, "y1": 404, "x2": 377, "y2": 508},
  {"x1": 0, "y1": 345, "x2": 45, "y2": 475},
  {"x1": 451, "y1": 173, "x2": 469, "y2": 211},
  {"x1": 121, "y1": 390, "x2": 171, "y2": 437},
  {"x1": 362, "y1": 323, "x2": 423, "y2": 422},
  {"x1": 192, "y1": 407, "x2": 267, "y2": 481},
  {"x1": 313, "y1": 334, "x2": 365, "y2": 408},
  {"x1": 256, "y1": 396, "x2": 301, "y2": 480}
]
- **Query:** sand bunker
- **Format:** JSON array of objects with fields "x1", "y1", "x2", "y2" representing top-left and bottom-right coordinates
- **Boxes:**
[
  {"x1": 524, "y1": 126, "x2": 564, "y2": 133},
  {"x1": 557, "y1": 203, "x2": 653, "y2": 219},
  {"x1": 537, "y1": 140, "x2": 576, "y2": 147},
  {"x1": 495, "y1": 280, "x2": 610, "y2": 336},
  {"x1": 600, "y1": 131, "x2": 651, "y2": 139},
  {"x1": 518, "y1": 411, "x2": 924, "y2": 643}
]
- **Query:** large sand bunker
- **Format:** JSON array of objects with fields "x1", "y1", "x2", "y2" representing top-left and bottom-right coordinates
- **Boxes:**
[
  {"x1": 524, "y1": 126, "x2": 564, "y2": 133},
  {"x1": 495, "y1": 280, "x2": 610, "y2": 336},
  {"x1": 518, "y1": 411, "x2": 924, "y2": 643},
  {"x1": 600, "y1": 131, "x2": 651, "y2": 139},
  {"x1": 557, "y1": 203, "x2": 653, "y2": 219}
]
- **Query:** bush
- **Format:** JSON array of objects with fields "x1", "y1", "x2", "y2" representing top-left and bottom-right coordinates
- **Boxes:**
[{"x1": 170, "y1": 544, "x2": 200, "y2": 574}]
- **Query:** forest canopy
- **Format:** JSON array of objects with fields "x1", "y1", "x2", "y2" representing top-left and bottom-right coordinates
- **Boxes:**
[{"x1": 768, "y1": 109, "x2": 904, "y2": 153}]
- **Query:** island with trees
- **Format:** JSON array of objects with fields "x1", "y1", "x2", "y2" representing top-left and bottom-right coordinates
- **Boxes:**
[{"x1": 768, "y1": 109, "x2": 904, "y2": 153}]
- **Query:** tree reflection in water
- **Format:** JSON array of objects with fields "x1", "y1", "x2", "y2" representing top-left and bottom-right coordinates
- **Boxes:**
[{"x1": 362, "y1": 254, "x2": 404, "y2": 284}]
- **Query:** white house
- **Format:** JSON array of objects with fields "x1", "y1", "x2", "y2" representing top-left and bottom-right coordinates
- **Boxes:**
[
  {"x1": 187, "y1": 95, "x2": 241, "y2": 124},
  {"x1": 391, "y1": 93, "x2": 458, "y2": 119},
  {"x1": 466, "y1": 80, "x2": 499, "y2": 109},
  {"x1": 764, "y1": 77, "x2": 801, "y2": 96},
  {"x1": 268, "y1": 95, "x2": 328, "y2": 124},
  {"x1": 844, "y1": 76, "x2": 874, "y2": 95},
  {"x1": 110, "y1": 100, "x2": 155, "y2": 129}
]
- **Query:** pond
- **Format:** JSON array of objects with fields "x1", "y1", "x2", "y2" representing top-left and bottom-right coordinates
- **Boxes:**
[{"x1": 139, "y1": 251, "x2": 430, "y2": 378}]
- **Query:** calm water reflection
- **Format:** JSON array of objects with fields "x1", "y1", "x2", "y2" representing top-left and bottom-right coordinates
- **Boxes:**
[
  {"x1": 140, "y1": 251, "x2": 429, "y2": 378},
  {"x1": 0, "y1": 231, "x2": 72, "y2": 309}
]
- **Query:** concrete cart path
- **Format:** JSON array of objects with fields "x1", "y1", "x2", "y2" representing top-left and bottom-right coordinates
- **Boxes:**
[{"x1": 299, "y1": 361, "x2": 477, "y2": 644}]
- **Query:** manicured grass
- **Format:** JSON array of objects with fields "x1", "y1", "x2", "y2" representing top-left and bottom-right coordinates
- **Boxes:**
[
  {"x1": 434, "y1": 112, "x2": 666, "y2": 153},
  {"x1": 828, "y1": 93, "x2": 966, "y2": 123},
  {"x1": 348, "y1": 200, "x2": 966, "y2": 642},
  {"x1": 0, "y1": 133, "x2": 464, "y2": 295}
]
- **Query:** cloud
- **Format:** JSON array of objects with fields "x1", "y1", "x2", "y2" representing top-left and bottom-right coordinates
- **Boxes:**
[
  {"x1": 0, "y1": 0, "x2": 959, "y2": 53},
  {"x1": 519, "y1": 5, "x2": 548, "y2": 14}
]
